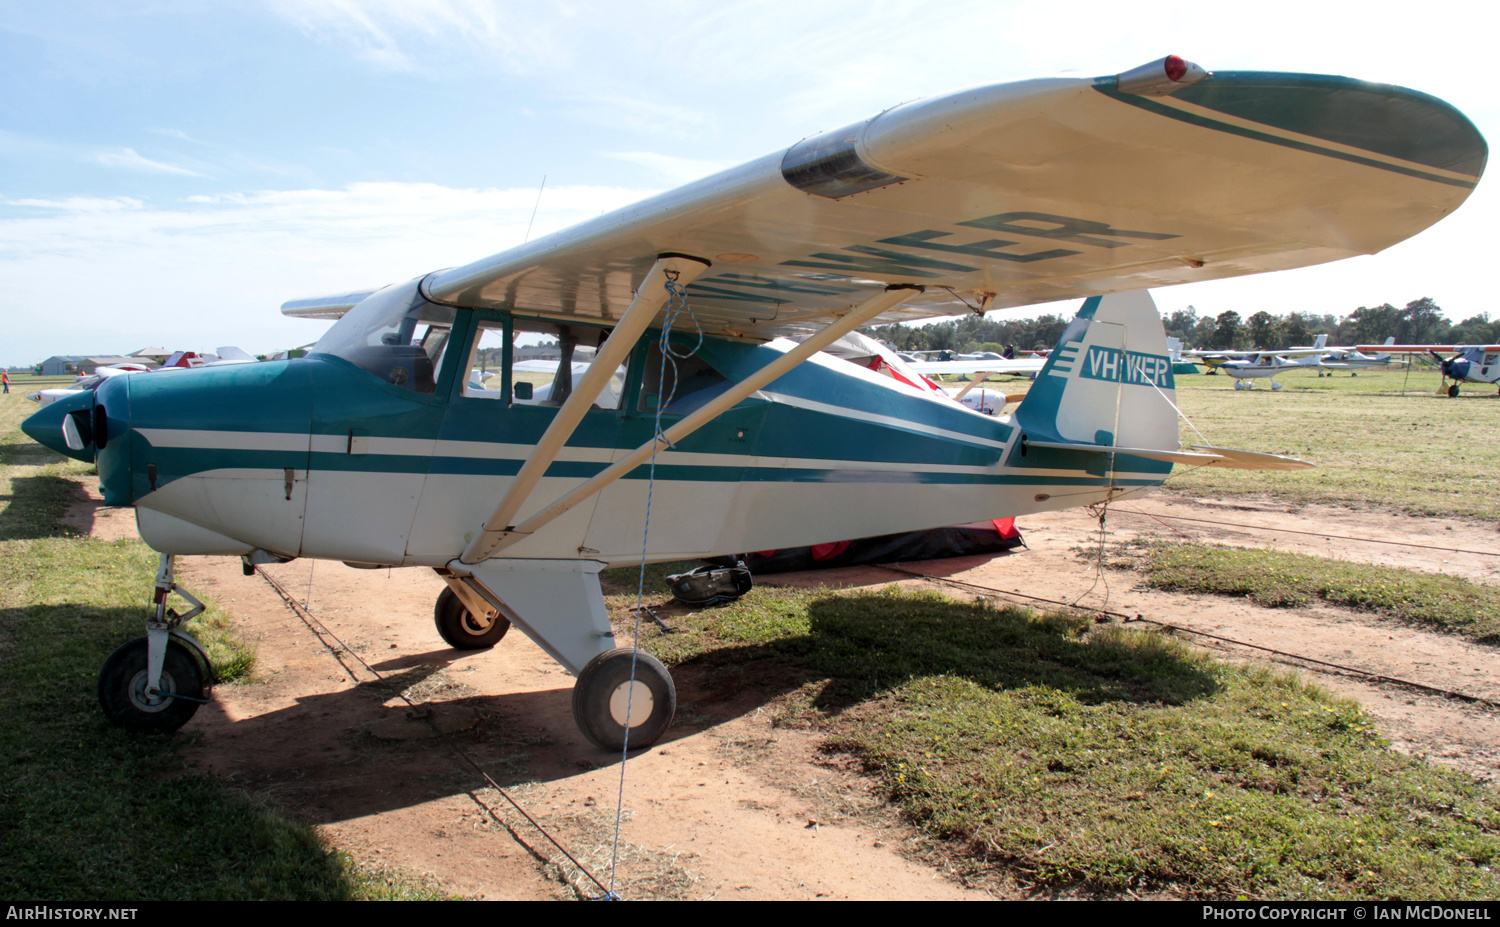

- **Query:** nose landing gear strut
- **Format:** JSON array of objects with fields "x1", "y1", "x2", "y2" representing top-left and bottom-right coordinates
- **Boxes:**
[{"x1": 97, "y1": 554, "x2": 215, "y2": 733}]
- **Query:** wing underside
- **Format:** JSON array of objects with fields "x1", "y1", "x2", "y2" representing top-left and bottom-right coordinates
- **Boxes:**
[{"x1": 289, "y1": 64, "x2": 1486, "y2": 339}]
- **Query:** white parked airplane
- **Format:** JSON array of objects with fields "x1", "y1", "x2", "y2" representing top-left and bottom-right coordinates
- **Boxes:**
[{"x1": 22, "y1": 56, "x2": 1483, "y2": 750}]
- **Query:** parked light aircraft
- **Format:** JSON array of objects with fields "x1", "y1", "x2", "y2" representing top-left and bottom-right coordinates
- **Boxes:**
[
  {"x1": 1312, "y1": 338, "x2": 1395, "y2": 376},
  {"x1": 1187, "y1": 335, "x2": 1329, "y2": 373},
  {"x1": 26, "y1": 349, "x2": 257, "y2": 406},
  {"x1": 1221, "y1": 355, "x2": 1303, "y2": 390},
  {"x1": 1197, "y1": 336, "x2": 1394, "y2": 388},
  {"x1": 903, "y1": 352, "x2": 1047, "y2": 413},
  {"x1": 26, "y1": 365, "x2": 149, "y2": 406},
  {"x1": 22, "y1": 56, "x2": 1484, "y2": 750},
  {"x1": 1361, "y1": 343, "x2": 1500, "y2": 396}
]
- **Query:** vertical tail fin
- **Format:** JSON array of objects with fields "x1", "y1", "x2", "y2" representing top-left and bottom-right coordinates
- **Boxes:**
[{"x1": 1016, "y1": 290, "x2": 1178, "y2": 453}]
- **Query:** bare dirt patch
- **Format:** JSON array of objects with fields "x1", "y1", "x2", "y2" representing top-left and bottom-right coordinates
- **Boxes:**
[{"x1": 76, "y1": 487, "x2": 1500, "y2": 899}]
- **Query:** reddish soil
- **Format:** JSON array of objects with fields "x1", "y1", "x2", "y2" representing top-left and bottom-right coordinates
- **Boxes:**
[{"x1": 63, "y1": 487, "x2": 1500, "y2": 900}]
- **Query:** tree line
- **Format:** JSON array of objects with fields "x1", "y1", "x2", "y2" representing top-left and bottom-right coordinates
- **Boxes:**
[{"x1": 865, "y1": 298, "x2": 1499, "y2": 354}]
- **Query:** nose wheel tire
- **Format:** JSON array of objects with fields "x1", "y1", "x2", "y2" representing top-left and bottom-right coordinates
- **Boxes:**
[
  {"x1": 434, "y1": 587, "x2": 510, "y2": 650},
  {"x1": 98, "y1": 637, "x2": 207, "y2": 734},
  {"x1": 572, "y1": 648, "x2": 676, "y2": 751},
  {"x1": 1448, "y1": 384, "x2": 1460, "y2": 398}
]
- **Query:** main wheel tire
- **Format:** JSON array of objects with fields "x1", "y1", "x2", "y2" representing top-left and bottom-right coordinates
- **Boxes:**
[
  {"x1": 434, "y1": 587, "x2": 510, "y2": 650},
  {"x1": 572, "y1": 648, "x2": 676, "y2": 751},
  {"x1": 98, "y1": 637, "x2": 206, "y2": 734}
]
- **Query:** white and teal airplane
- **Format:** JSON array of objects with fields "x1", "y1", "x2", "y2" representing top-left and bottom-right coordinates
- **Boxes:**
[{"x1": 22, "y1": 56, "x2": 1484, "y2": 751}]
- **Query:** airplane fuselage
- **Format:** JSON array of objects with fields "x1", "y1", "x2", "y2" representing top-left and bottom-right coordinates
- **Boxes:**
[{"x1": 55, "y1": 305, "x2": 1172, "y2": 571}]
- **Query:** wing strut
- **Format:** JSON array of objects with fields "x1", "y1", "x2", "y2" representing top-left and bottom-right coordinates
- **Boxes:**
[
  {"x1": 460, "y1": 283, "x2": 924, "y2": 563},
  {"x1": 461, "y1": 254, "x2": 711, "y2": 564},
  {"x1": 955, "y1": 371, "x2": 992, "y2": 399}
]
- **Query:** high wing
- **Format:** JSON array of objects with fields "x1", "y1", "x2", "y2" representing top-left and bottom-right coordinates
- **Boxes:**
[{"x1": 286, "y1": 57, "x2": 1485, "y2": 338}]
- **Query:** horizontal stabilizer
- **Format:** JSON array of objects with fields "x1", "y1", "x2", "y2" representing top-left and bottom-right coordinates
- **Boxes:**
[
  {"x1": 1186, "y1": 445, "x2": 1315, "y2": 471},
  {"x1": 1022, "y1": 439, "x2": 1223, "y2": 467},
  {"x1": 1023, "y1": 439, "x2": 1314, "y2": 471}
]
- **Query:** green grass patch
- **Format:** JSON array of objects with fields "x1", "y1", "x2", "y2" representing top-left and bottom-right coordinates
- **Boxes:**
[
  {"x1": 0, "y1": 391, "x2": 446, "y2": 899},
  {"x1": 620, "y1": 582, "x2": 1500, "y2": 898},
  {"x1": 1165, "y1": 367, "x2": 1500, "y2": 519},
  {"x1": 1130, "y1": 542, "x2": 1500, "y2": 644}
]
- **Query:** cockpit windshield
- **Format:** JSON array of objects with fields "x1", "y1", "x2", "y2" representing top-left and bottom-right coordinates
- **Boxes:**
[{"x1": 309, "y1": 279, "x2": 455, "y2": 394}]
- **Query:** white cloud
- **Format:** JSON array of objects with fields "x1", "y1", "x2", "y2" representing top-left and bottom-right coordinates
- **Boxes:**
[
  {"x1": 3, "y1": 196, "x2": 144, "y2": 212},
  {"x1": 94, "y1": 147, "x2": 207, "y2": 177},
  {"x1": 0, "y1": 180, "x2": 657, "y2": 364}
]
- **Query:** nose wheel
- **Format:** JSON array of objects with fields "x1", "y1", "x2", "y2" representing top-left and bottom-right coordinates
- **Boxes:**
[
  {"x1": 98, "y1": 553, "x2": 214, "y2": 734},
  {"x1": 572, "y1": 648, "x2": 676, "y2": 751},
  {"x1": 434, "y1": 586, "x2": 511, "y2": 649}
]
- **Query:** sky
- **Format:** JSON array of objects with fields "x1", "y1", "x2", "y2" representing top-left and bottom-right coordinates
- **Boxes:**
[{"x1": 3, "y1": 1, "x2": 1498, "y2": 366}]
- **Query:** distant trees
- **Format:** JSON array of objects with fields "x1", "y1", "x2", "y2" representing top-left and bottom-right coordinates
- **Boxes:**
[
  {"x1": 863, "y1": 296, "x2": 1486, "y2": 354},
  {"x1": 1280, "y1": 312, "x2": 1312, "y2": 348},
  {"x1": 866, "y1": 312, "x2": 1073, "y2": 354},
  {"x1": 1213, "y1": 311, "x2": 1243, "y2": 349},
  {"x1": 1247, "y1": 311, "x2": 1278, "y2": 350}
]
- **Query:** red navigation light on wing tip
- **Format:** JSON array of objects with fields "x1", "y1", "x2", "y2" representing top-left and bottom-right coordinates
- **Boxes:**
[{"x1": 1118, "y1": 55, "x2": 1210, "y2": 96}]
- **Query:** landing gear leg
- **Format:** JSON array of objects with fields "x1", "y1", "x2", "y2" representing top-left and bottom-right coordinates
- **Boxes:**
[{"x1": 98, "y1": 554, "x2": 215, "y2": 733}]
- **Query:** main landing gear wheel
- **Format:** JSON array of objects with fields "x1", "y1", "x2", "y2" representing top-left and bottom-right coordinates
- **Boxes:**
[
  {"x1": 572, "y1": 648, "x2": 676, "y2": 751},
  {"x1": 98, "y1": 637, "x2": 207, "y2": 734},
  {"x1": 434, "y1": 587, "x2": 510, "y2": 650}
]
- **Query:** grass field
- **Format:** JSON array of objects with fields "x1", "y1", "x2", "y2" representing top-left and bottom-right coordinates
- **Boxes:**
[
  {"x1": 602, "y1": 582, "x2": 1500, "y2": 899},
  {"x1": 1127, "y1": 541, "x2": 1500, "y2": 644},
  {"x1": 9, "y1": 356, "x2": 1500, "y2": 900},
  {"x1": 0, "y1": 390, "x2": 447, "y2": 900},
  {"x1": 1162, "y1": 365, "x2": 1500, "y2": 519}
]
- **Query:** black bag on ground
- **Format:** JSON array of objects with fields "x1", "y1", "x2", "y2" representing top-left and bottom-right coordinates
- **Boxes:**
[{"x1": 665, "y1": 563, "x2": 753, "y2": 607}]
